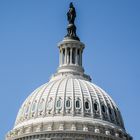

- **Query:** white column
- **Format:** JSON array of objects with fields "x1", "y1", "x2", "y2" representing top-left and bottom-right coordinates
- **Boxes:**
[
  {"x1": 79, "y1": 49, "x2": 82, "y2": 66},
  {"x1": 62, "y1": 48, "x2": 64, "y2": 65},
  {"x1": 75, "y1": 48, "x2": 78, "y2": 65},
  {"x1": 67, "y1": 48, "x2": 70, "y2": 64},
  {"x1": 81, "y1": 49, "x2": 83, "y2": 66},
  {"x1": 59, "y1": 49, "x2": 62, "y2": 66},
  {"x1": 65, "y1": 48, "x2": 67, "y2": 64},
  {"x1": 70, "y1": 48, "x2": 72, "y2": 64}
]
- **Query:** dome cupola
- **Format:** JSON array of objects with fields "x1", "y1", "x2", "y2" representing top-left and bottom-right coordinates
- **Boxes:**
[{"x1": 52, "y1": 2, "x2": 91, "y2": 82}]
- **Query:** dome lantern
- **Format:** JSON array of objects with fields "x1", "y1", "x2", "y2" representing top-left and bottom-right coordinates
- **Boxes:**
[{"x1": 52, "y1": 3, "x2": 91, "y2": 82}]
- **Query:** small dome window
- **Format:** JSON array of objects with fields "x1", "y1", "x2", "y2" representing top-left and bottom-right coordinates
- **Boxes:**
[
  {"x1": 38, "y1": 99, "x2": 44, "y2": 111},
  {"x1": 108, "y1": 107, "x2": 112, "y2": 114},
  {"x1": 85, "y1": 101, "x2": 90, "y2": 110},
  {"x1": 75, "y1": 99, "x2": 81, "y2": 109},
  {"x1": 56, "y1": 98, "x2": 62, "y2": 109},
  {"x1": 101, "y1": 104, "x2": 106, "y2": 113},
  {"x1": 25, "y1": 105, "x2": 29, "y2": 114},
  {"x1": 94, "y1": 102, "x2": 98, "y2": 111},
  {"x1": 66, "y1": 99, "x2": 71, "y2": 109},
  {"x1": 47, "y1": 98, "x2": 53, "y2": 110},
  {"x1": 114, "y1": 110, "x2": 118, "y2": 117},
  {"x1": 32, "y1": 102, "x2": 37, "y2": 112}
]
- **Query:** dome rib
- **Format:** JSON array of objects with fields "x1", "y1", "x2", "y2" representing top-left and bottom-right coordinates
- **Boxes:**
[
  {"x1": 52, "y1": 78, "x2": 66, "y2": 116},
  {"x1": 14, "y1": 91, "x2": 33, "y2": 126},
  {"x1": 34, "y1": 83, "x2": 50, "y2": 118},
  {"x1": 91, "y1": 84, "x2": 103, "y2": 119},
  {"x1": 84, "y1": 82, "x2": 98, "y2": 117},
  {"x1": 62, "y1": 78, "x2": 69, "y2": 115},
  {"x1": 111, "y1": 98, "x2": 123, "y2": 127},
  {"x1": 36, "y1": 81, "x2": 54, "y2": 117},
  {"x1": 81, "y1": 80, "x2": 94, "y2": 117},
  {"x1": 75, "y1": 79, "x2": 84, "y2": 117},
  {"x1": 44, "y1": 80, "x2": 59, "y2": 117},
  {"x1": 71, "y1": 78, "x2": 74, "y2": 116},
  {"x1": 96, "y1": 85, "x2": 111, "y2": 121},
  {"x1": 101, "y1": 88, "x2": 117, "y2": 124},
  {"x1": 22, "y1": 85, "x2": 42, "y2": 118},
  {"x1": 25, "y1": 85, "x2": 45, "y2": 120},
  {"x1": 106, "y1": 92, "x2": 119, "y2": 125}
]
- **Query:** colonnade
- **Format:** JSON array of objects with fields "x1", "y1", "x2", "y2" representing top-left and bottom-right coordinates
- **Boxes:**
[{"x1": 59, "y1": 47, "x2": 83, "y2": 66}]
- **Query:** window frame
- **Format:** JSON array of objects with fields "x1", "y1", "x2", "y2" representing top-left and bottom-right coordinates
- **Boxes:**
[
  {"x1": 75, "y1": 98, "x2": 81, "y2": 109},
  {"x1": 101, "y1": 104, "x2": 106, "y2": 113},
  {"x1": 47, "y1": 98, "x2": 53, "y2": 110},
  {"x1": 38, "y1": 98, "x2": 44, "y2": 111},
  {"x1": 31, "y1": 101, "x2": 37, "y2": 113},
  {"x1": 65, "y1": 98, "x2": 71, "y2": 109},
  {"x1": 85, "y1": 100, "x2": 90, "y2": 111},
  {"x1": 56, "y1": 98, "x2": 62, "y2": 110},
  {"x1": 93, "y1": 102, "x2": 98, "y2": 112}
]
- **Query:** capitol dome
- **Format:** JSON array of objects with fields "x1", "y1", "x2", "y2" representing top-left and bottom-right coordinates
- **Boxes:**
[
  {"x1": 6, "y1": 2, "x2": 132, "y2": 140},
  {"x1": 14, "y1": 77, "x2": 124, "y2": 131}
]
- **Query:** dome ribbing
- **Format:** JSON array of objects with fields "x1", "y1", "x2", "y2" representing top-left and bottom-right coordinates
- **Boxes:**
[{"x1": 14, "y1": 77, "x2": 124, "y2": 129}]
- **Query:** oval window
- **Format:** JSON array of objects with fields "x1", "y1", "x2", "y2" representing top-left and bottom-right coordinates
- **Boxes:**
[
  {"x1": 114, "y1": 110, "x2": 117, "y2": 117},
  {"x1": 56, "y1": 99, "x2": 61, "y2": 109},
  {"x1": 25, "y1": 105, "x2": 29, "y2": 114},
  {"x1": 38, "y1": 99, "x2": 44, "y2": 111},
  {"x1": 75, "y1": 99, "x2": 81, "y2": 109},
  {"x1": 32, "y1": 102, "x2": 36, "y2": 112},
  {"x1": 85, "y1": 101, "x2": 90, "y2": 110},
  {"x1": 47, "y1": 99, "x2": 52, "y2": 110},
  {"x1": 66, "y1": 99, "x2": 71, "y2": 108},
  {"x1": 108, "y1": 107, "x2": 112, "y2": 114},
  {"x1": 94, "y1": 102, "x2": 98, "y2": 111},
  {"x1": 101, "y1": 105, "x2": 106, "y2": 113}
]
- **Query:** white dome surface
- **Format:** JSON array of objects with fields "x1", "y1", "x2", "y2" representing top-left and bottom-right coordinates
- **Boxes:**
[{"x1": 14, "y1": 76, "x2": 124, "y2": 130}]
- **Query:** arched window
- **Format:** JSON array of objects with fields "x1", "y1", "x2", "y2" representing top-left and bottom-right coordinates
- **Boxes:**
[
  {"x1": 101, "y1": 104, "x2": 106, "y2": 113},
  {"x1": 108, "y1": 107, "x2": 112, "y2": 115},
  {"x1": 32, "y1": 102, "x2": 36, "y2": 112},
  {"x1": 47, "y1": 98, "x2": 53, "y2": 110},
  {"x1": 25, "y1": 105, "x2": 29, "y2": 114},
  {"x1": 66, "y1": 99, "x2": 71, "y2": 108},
  {"x1": 38, "y1": 99, "x2": 44, "y2": 111},
  {"x1": 85, "y1": 101, "x2": 90, "y2": 110},
  {"x1": 56, "y1": 98, "x2": 61, "y2": 109},
  {"x1": 94, "y1": 102, "x2": 98, "y2": 111},
  {"x1": 75, "y1": 99, "x2": 81, "y2": 109},
  {"x1": 114, "y1": 110, "x2": 118, "y2": 117}
]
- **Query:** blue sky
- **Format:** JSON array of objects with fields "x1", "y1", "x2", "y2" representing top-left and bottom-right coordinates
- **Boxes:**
[{"x1": 0, "y1": 0, "x2": 139, "y2": 139}]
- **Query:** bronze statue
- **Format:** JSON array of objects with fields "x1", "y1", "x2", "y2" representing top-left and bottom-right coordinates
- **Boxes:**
[
  {"x1": 67, "y1": 2, "x2": 76, "y2": 24},
  {"x1": 65, "y1": 2, "x2": 79, "y2": 41}
]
